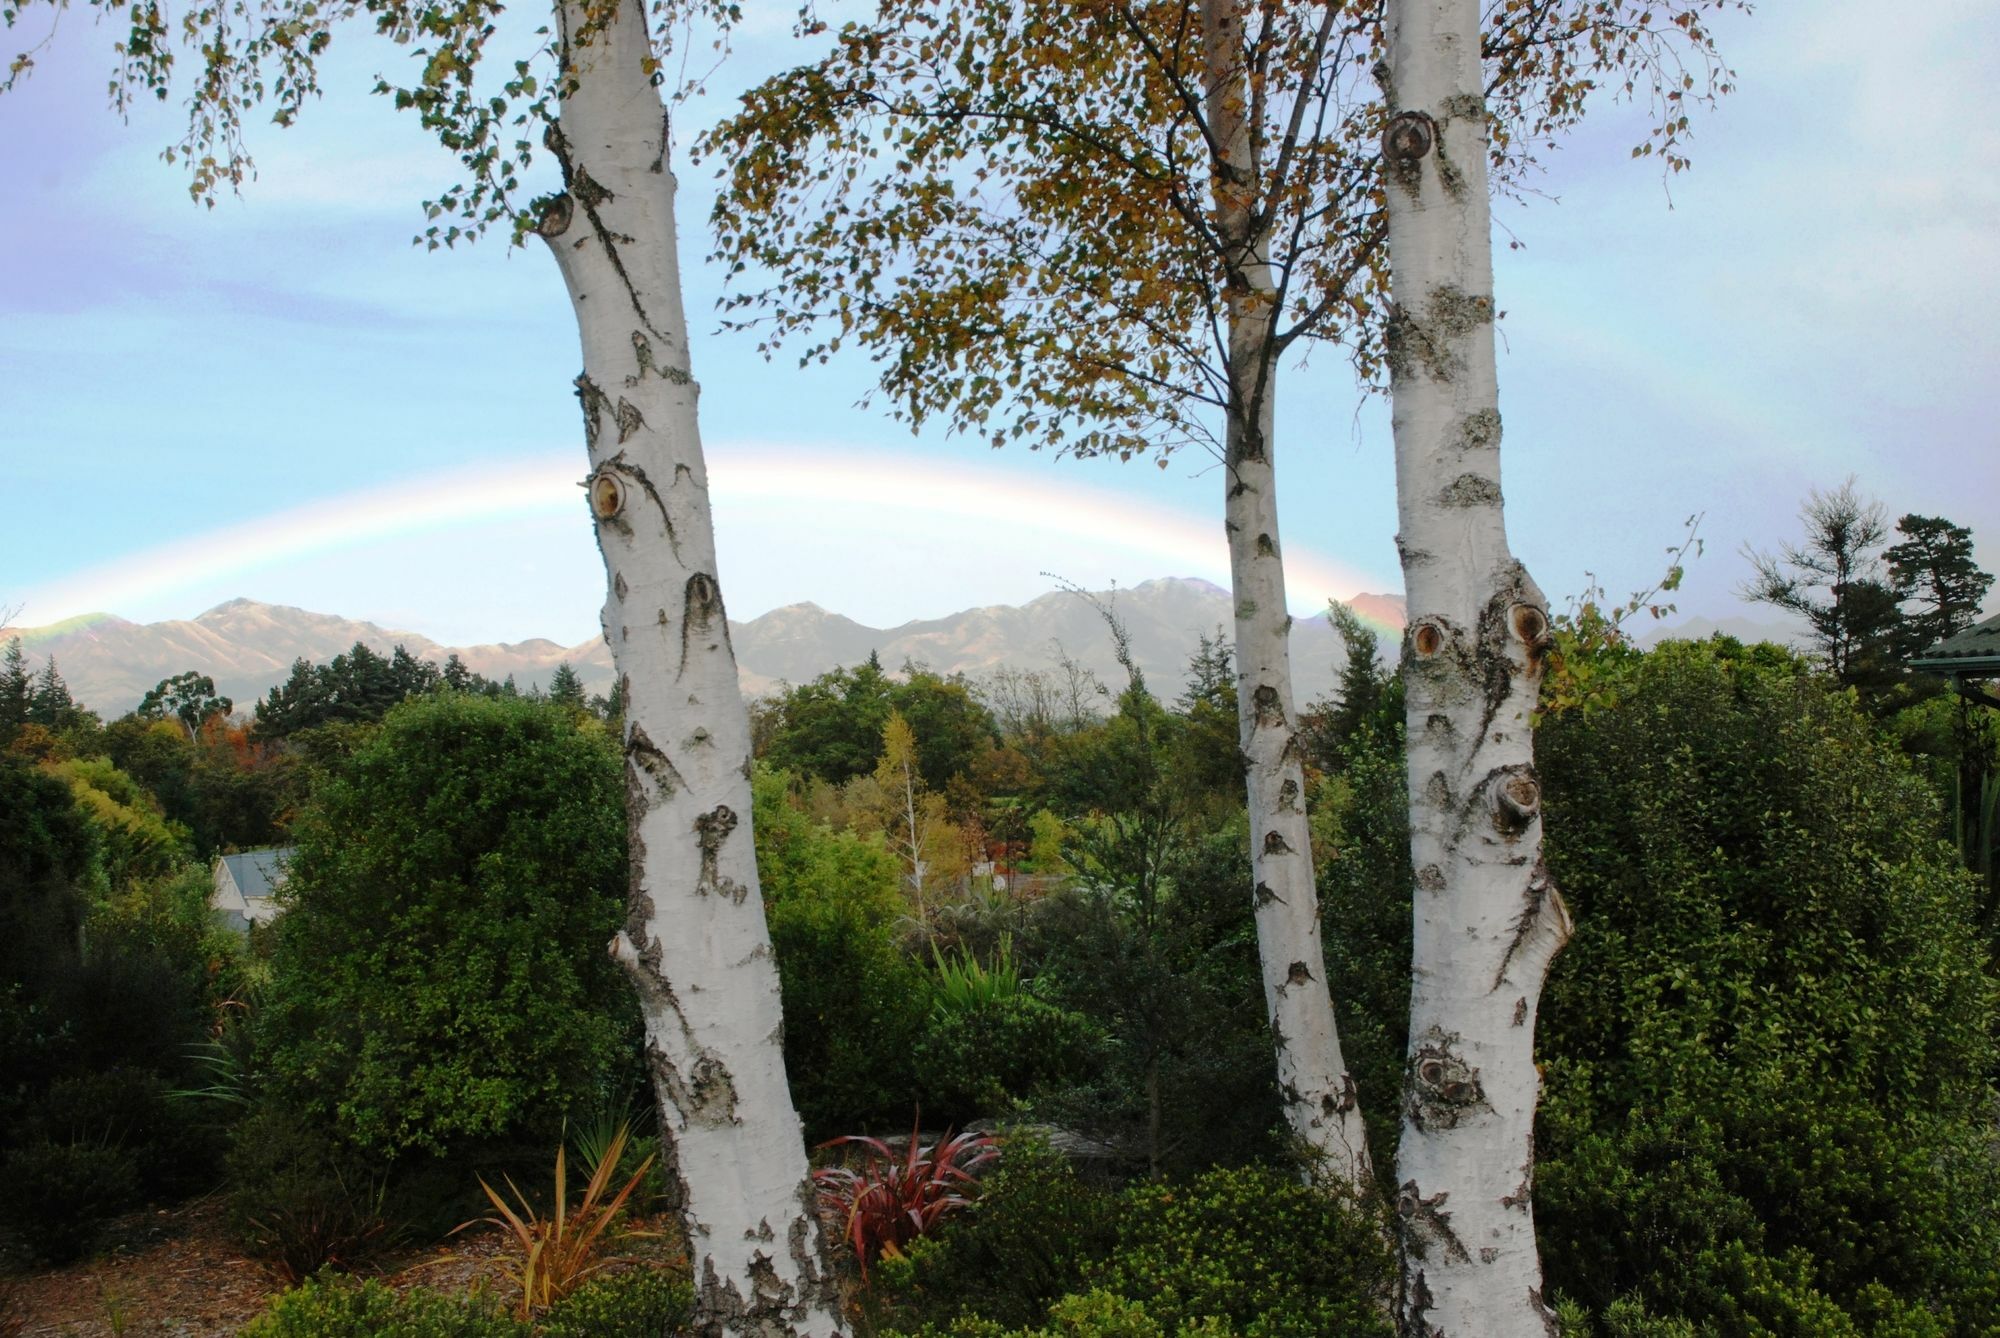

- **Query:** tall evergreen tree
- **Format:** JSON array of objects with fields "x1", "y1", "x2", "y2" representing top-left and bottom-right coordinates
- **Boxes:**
[
  {"x1": 388, "y1": 646, "x2": 442, "y2": 699},
  {"x1": 1173, "y1": 631, "x2": 1239, "y2": 798},
  {"x1": 1742, "y1": 479, "x2": 1905, "y2": 698},
  {"x1": 256, "y1": 642, "x2": 457, "y2": 737},
  {"x1": 589, "y1": 677, "x2": 627, "y2": 726},
  {"x1": 1887, "y1": 514, "x2": 1994, "y2": 653},
  {"x1": 26, "y1": 658, "x2": 77, "y2": 728},
  {"x1": 1324, "y1": 602, "x2": 1390, "y2": 753},
  {"x1": 547, "y1": 661, "x2": 587, "y2": 710},
  {"x1": 0, "y1": 638, "x2": 30, "y2": 733}
]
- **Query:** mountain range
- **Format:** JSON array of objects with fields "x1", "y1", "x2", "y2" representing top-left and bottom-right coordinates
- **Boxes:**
[{"x1": 4, "y1": 579, "x2": 1412, "y2": 718}]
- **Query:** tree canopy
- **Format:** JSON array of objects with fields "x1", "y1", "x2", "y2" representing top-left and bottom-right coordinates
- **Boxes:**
[
  {"x1": 1744, "y1": 481, "x2": 1994, "y2": 703},
  {"x1": 1888, "y1": 514, "x2": 1994, "y2": 653},
  {"x1": 138, "y1": 672, "x2": 233, "y2": 739},
  {"x1": 702, "y1": 0, "x2": 1736, "y2": 461},
  {"x1": 761, "y1": 657, "x2": 999, "y2": 790}
]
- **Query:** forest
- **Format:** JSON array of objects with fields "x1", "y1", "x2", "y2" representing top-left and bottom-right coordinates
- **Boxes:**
[{"x1": 2, "y1": 483, "x2": 1997, "y2": 1334}]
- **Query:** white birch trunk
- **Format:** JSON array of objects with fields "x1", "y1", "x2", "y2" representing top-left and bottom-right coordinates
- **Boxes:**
[
  {"x1": 1203, "y1": 0, "x2": 1372, "y2": 1191},
  {"x1": 539, "y1": 2, "x2": 846, "y2": 1331},
  {"x1": 902, "y1": 758, "x2": 925, "y2": 915},
  {"x1": 1378, "y1": 2, "x2": 1572, "y2": 1333}
]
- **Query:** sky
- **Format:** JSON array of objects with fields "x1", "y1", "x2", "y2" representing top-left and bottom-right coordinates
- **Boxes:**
[{"x1": 1, "y1": 2, "x2": 1995, "y2": 649}]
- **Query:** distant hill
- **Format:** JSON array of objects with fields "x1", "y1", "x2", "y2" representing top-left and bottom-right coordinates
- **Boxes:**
[
  {"x1": 1636, "y1": 611, "x2": 1808, "y2": 649},
  {"x1": 3, "y1": 579, "x2": 1409, "y2": 718}
]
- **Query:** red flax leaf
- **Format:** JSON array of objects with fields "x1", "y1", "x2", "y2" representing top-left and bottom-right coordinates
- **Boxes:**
[{"x1": 811, "y1": 1117, "x2": 998, "y2": 1282}]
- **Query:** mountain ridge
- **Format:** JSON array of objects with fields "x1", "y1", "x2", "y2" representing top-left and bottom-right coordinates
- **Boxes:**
[{"x1": 4, "y1": 578, "x2": 1408, "y2": 718}]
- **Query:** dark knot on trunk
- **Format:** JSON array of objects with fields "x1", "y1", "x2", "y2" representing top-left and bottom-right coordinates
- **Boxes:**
[
  {"x1": 1383, "y1": 111, "x2": 1435, "y2": 163},
  {"x1": 534, "y1": 192, "x2": 574, "y2": 240}
]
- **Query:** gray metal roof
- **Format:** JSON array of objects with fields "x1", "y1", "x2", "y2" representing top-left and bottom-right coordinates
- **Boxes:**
[
  {"x1": 1910, "y1": 612, "x2": 2000, "y2": 673},
  {"x1": 219, "y1": 846, "x2": 295, "y2": 901}
]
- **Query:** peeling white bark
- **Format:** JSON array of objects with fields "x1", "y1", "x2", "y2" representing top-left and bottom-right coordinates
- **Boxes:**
[
  {"x1": 541, "y1": 3, "x2": 845, "y2": 1332},
  {"x1": 1203, "y1": 0, "x2": 1372, "y2": 1191},
  {"x1": 1378, "y1": 2, "x2": 1571, "y2": 1333}
]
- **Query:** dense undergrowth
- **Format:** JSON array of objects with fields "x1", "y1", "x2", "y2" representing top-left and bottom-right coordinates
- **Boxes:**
[{"x1": 2, "y1": 625, "x2": 1997, "y2": 1334}]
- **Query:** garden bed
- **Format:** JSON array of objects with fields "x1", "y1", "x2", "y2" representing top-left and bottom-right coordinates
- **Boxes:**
[{"x1": 4, "y1": 1195, "x2": 684, "y2": 1336}]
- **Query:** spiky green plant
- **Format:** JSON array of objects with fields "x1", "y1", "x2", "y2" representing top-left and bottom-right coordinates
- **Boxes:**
[
  {"x1": 466, "y1": 1121, "x2": 657, "y2": 1319},
  {"x1": 929, "y1": 933, "x2": 1020, "y2": 1021}
]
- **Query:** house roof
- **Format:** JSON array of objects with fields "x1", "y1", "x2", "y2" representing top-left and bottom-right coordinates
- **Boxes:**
[
  {"x1": 1910, "y1": 611, "x2": 2000, "y2": 674},
  {"x1": 218, "y1": 846, "x2": 295, "y2": 901}
]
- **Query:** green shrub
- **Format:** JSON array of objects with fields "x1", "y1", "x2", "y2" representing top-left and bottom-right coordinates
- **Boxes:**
[
  {"x1": 881, "y1": 1136, "x2": 1118, "y2": 1331},
  {"x1": 257, "y1": 694, "x2": 634, "y2": 1160},
  {"x1": 1534, "y1": 640, "x2": 2000, "y2": 1330},
  {"x1": 1096, "y1": 1166, "x2": 1392, "y2": 1338},
  {"x1": 225, "y1": 1101, "x2": 394, "y2": 1281},
  {"x1": 0, "y1": 1138, "x2": 139, "y2": 1263},
  {"x1": 36, "y1": 1067, "x2": 219, "y2": 1200},
  {"x1": 1024, "y1": 827, "x2": 1284, "y2": 1176},
  {"x1": 1555, "y1": 1294, "x2": 1699, "y2": 1338},
  {"x1": 940, "y1": 1289, "x2": 1231, "y2": 1337},
  {"x1": 537, "y1": 1268, "x2": 694, "y2": 1338},
  {"x1": 753, "y1": 766, "x2": 929, "y2": 1138},
  {"x1": 242, "y1": 1243, "x2": 675, "y2": 1337},
  {"x1": 41, "y1": 937, "x2": 210, "y2": 1082},
  {"x1": 1312, "y1": 731, "x2": 1415, "y2": 1172},
  {"x1": 241, "y1": 1276, "x2": 522, "y2": 1337},
  {"x1": 1320, "y1": 637, "x2": 2000, "y2": 1332},
  {"x1": 886, "y1": 1146, "x2": 1390, "y2": 1338},
  {"x1": 914, "y1": 994, "x2": 1098, "y2": 1125}
]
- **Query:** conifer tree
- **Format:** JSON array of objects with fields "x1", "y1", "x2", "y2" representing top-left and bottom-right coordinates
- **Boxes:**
[
  {"x1": 1742, "y1": 479, "x2": 1901, "y2": 691},
  {"x1": 0, "y1": 638, "x2": 29, "y2": 732},
  {"x1": 1888, "y1": 514, "x2": 1994, "y2": 651},
  {"x1": 27, "y1": 657, "x2": 76, "y2": 728},
  {"x1": 547, "y1": 661, "x2": 588, "y2": 710}
]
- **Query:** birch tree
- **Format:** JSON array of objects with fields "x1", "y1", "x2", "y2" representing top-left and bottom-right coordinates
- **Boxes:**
[
  {"x1": 1371, "y1": 1, "x2": 1572, "y2": 1330},
  {"x1": 1, "y1": 0, "x2": 848, "y2": 1330},
  {"x1": 712, "y1": 0, "x2": 1392, "y2": 1191},
  {"x1": 704, "y1": 0, "x2": 1734, "y2": 1193},
  {"x1": 543, "y1": 8, "x2": 843, "y2": 1330},
  {"x1": 874, "y1": 708, "x2": 953, "y2": 913}
]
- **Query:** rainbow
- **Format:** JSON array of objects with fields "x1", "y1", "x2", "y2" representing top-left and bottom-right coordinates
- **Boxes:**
[{"x1": 8, "y1": 445, "x2": 1403, "y2": 640}]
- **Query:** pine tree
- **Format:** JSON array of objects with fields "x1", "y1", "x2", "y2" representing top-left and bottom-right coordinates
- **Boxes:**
[
  {"x1": 547, "y1": 662, "x2": 587, "y2": 710},
  {"x1": 589, "y1": 677, "x2": 627, "y2": 726},
  {"x1": 1324, "y1": 601, "x2": 1391, "y2": 754},
  {"x1": 1742, "y1": 479, "x2": 1905, "y2": 697},
  {"x1": 27, "y1": 658, "x2": 76, "y2": 728},
  {"x1": 0, "y1": 638, "x2": 30, "y2": 731},
  {"x1": 1888, "y1": 514, "x2": 1994, "y2": 652}
]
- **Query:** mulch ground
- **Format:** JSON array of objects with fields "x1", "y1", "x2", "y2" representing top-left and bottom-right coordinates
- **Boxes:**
[
  {"x1": 1, "y1": 1196, "x2": 685, "y2": 1337},
  {"x1": 5, "y1": 1197, "x2": 279, "y2": 1338}
]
